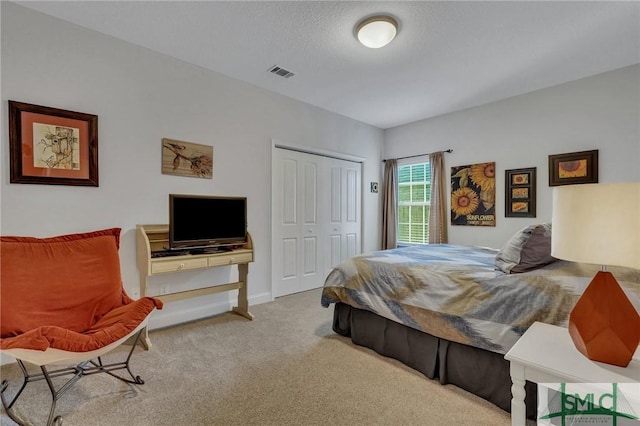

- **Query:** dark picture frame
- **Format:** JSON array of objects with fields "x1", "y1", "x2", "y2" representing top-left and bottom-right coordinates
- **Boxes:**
[
  {"x1": 548, "y1": 150, "x2": 598, "y2": 187},
  {"x1": 9, "y1": 100, "x2": 98, "y2": 186},
  {"x1": 505, "y1": 167, "x2": 536, "y2": 218}
]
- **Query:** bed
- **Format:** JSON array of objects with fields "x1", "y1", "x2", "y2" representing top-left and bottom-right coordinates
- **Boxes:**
[{"x1": 321, "y1": 234, "x2": 640, "y2": 418}]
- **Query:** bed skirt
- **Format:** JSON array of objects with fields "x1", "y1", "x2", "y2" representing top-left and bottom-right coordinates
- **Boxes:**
[{"x1": 332, "y1": 302, "x2": 537, "y2": 420}]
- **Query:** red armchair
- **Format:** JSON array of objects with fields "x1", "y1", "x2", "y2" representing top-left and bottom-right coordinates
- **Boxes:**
[{"x1": 0, "y1": 228, "x2": 163, "y2": 426}]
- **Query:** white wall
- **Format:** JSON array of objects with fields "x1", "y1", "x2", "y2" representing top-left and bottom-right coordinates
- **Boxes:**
[
  {"x1": 0, "y1": 3, "x2": 384, "y2": 328},
  {"x1": 385, "y1": 65, "x2": 640, "y2": 249}
]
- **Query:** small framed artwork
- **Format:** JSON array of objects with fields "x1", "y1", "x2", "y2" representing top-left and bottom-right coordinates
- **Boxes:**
[
  {"x1": 505, "y1": 167, "x2": 536, "y2": 218},
  {"x1": 548, "y1": 150, "x2": 598, "y2": 186},
  {"x1": 162, "y1": 138, "x2": 213, "y2": 179},
  {"x1": 9, "y1": 100, "x2": 99, "y2": 186}
]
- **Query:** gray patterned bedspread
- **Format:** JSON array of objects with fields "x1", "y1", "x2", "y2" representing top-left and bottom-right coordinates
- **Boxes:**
[{"x1": 321, "y1": 244, "x2": 640, "y2": 354}]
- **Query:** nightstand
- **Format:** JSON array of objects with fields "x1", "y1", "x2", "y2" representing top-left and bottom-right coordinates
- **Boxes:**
[{"x1": 504, "y1": 322, "x2": 640, "y2": 426}]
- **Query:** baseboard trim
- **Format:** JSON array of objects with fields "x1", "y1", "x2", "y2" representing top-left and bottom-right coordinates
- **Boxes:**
[
  {"x1": 148, "y1": 291, "x2": 272, "y2": 330},
  {"x1": 0, "y1": 292, "x2": 273, "y2": 366}
]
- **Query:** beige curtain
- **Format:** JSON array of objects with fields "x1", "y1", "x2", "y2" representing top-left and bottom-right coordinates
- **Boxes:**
[
  {"x1": 381, "y1": 159, "x2": 398, "y2": 249},
  {"x1": 428, "y1": 151, "x2": 448, "y2": 244}
]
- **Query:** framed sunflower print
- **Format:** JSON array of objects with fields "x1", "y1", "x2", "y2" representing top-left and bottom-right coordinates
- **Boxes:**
[
  {"x1": 505, "y1": 167, "x2": 536, "y2": 218},
  {"x1": 548, "y1": 150, "x2": 598, "y2": 187},
  {"x1": 451, "y1": 162, "x2": 496, "y2": 226},
  {"x1": 9, "y1": 100, "x2": 98, "y2": 186}
]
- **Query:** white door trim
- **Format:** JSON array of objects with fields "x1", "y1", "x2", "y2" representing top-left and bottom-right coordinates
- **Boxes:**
[{"x1": 271, "y1": 139, "x2": 366, "y2": 163}]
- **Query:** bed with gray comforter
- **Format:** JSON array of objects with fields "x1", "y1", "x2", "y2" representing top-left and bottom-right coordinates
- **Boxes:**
[{"x1": 321, "y1": 244, "x2": 640, "y2": 417}]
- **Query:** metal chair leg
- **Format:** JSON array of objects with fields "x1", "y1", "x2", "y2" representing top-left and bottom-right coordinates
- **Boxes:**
[
  {"x1": 1, "y1": 361, "x2": 71, "y2": 426},
  {"x1": 1, "y1": 329, "x2": 146, "y2": 425},
  {"x1": 89, "y1": 329, "x2": 145, "y2": 384}
]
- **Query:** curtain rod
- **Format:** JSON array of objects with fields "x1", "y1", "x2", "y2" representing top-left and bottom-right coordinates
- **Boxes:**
[{"x1": 382, "y1": 149, "x2": 452, "y2": 162}]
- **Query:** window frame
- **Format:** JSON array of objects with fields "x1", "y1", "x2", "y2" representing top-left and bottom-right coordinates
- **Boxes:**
[{"x1": 397, "y1": 158, "x2": 431, "y2": 245}]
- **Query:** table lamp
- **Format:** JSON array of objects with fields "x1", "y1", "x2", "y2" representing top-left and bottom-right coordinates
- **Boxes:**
[{"x1": 551, "y1": 182, "x2": 640, "y2": 367}]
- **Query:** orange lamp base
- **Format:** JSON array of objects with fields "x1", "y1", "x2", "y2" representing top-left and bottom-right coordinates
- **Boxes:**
[{"x1": 568, "y1": 271, "x2": 640, "y2": 367}]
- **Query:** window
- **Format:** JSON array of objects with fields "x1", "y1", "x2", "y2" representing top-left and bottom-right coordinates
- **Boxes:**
[{"x1": 398, "y1": 162, "x2": 430, "y2": 244}]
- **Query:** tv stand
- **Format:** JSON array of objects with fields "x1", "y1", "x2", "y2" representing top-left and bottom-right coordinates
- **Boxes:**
[{"x1": 136, "y1": 224, "x2": 254, "y2": 349}]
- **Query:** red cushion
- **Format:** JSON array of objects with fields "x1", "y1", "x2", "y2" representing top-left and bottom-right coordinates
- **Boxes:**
[
  {"x1": 0, "y1": 298, "x2": 160, "y2": 352},
  {"x1": 0, "y1": 228, "x2": 162, "y2": 352}
]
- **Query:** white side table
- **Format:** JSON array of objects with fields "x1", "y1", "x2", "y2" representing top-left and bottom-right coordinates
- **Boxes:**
[{"x1": 504, "y1": 322, "x2": 640, "y2": 426}]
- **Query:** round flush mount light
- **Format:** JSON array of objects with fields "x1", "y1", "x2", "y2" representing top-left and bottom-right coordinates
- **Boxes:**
[{"x1": 356, "y1": 15, "x2": 398, "y2": 48}]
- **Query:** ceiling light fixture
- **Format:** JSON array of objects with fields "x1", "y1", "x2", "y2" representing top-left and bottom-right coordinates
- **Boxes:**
[{"x1": 356, "y1": 15, "x2": 398, "y2": 49}]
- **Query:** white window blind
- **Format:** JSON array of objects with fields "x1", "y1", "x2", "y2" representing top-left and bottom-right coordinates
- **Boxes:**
[{"x1": 398, "y1": 162, "x2": 430, "y2": 244}]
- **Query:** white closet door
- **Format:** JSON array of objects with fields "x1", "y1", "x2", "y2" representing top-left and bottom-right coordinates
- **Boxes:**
[
  {"x1": 273, "y1": 148, "x2": 362, "y2": 298},
  {"x1": 273, "y1": 149, "x2": 323, "y2": 297},
  {"x1": 324, "y1": 158, "x2": 362, "y2": 277}
]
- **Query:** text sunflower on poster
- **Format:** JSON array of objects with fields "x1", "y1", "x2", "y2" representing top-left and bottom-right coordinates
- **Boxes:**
[{"x1": 450, "y1": 162, "x2": 496, "y2": 226}]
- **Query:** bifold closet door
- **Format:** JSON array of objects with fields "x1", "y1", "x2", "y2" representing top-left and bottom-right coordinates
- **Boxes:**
[
  {"x1": 273, "y1": 149, "x2": 323, "y2": 297},
  {"x1": 272, "y1": 148, "x2": 362, "y2": 298},
  {"x1": 324, "y1": 158, "x2": 361, "y2": 278}
]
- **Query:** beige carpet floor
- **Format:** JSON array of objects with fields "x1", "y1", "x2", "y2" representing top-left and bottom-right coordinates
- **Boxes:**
[{"x1": 0, "y1": 289, "x2": 524, "y2": 425}]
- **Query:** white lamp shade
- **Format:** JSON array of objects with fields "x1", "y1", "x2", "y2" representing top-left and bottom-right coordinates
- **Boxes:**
[
  {"x1": 551, "y1": 182, "x2": 640, "y2": 269},
  {"x1": 357, "y1": 16, "x2": 397, "y2": 48}
]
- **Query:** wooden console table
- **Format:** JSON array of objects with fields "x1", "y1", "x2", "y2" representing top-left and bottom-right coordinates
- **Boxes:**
[{"x1": 136, "y1": 224, "x2": 254, "y2": 348}]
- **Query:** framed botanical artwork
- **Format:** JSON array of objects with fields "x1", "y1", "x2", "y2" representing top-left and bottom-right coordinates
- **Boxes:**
[
  {"x1": 162, "y1": 138, "x2": 213, "y2": 179},
  {"x1": 9, "y1": 100, "x2": 98, "y2": 186},
  {"x1": 450, "y1": 162, "x2": 496, "y2": 226},
  {"x1": 505, "y1": 167, "x2": 536, "y2": 218},
  {"x1": 548, "y1": 150, "x2": 598, "y2": 187}
]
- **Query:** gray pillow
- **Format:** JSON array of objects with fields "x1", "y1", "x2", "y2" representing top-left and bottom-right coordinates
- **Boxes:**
[{"x1": 495, "y1": 223, "x2": 557, "y2": 274}]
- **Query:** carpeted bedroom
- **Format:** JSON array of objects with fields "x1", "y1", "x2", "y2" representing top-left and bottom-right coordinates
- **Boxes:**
[
  {"x1": 1, "y1": 1, "x2": 639, "y2": 425},
  {"x1": 0, "y1": 288, "x2": 524, "y2": 425}
]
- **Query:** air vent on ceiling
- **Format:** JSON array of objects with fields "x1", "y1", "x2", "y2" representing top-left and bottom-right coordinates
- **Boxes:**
[{"x1": 269, "y1": 65, "x2": 295, "y2": 79}]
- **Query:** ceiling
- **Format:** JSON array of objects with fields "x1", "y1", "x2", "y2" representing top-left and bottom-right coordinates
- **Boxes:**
[{"x1": 16, "y1": 1, "x2": 640, "y2": 129}]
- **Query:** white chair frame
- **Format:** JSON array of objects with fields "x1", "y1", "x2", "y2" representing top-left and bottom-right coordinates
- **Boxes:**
[{"x1": 1, "y1": 315, "x2": 153, "y2": 426}]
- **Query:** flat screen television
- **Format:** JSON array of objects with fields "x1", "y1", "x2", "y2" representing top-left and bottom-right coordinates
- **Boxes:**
[{"x1": 169, "y1": 194, "x2": 247, "y2": 250}]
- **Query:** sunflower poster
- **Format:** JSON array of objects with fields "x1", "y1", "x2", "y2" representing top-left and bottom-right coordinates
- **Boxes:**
[{"x1": 451, "y1": 162, "x2": 496, "y2": 226}]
